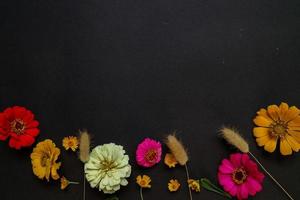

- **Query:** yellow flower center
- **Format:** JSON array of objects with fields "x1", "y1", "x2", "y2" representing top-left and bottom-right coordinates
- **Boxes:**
[
  {"x1": 11, "y1": 119, "x2": 25, "y2": 135},
  {"x1": 271, "y1": 122, "x2": 287, "y2": 137},
  {"x1": 145, "y1": 149, "x2": 157, "y2": 163},
  {"x1": 232, "y1": 168, "x2": 247, "y2": 184}
]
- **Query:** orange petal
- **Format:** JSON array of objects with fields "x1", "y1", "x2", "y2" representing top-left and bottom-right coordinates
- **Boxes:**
[
  {"x1": 288, "y1": 116, "x2": 300, "y2": 127},
  {"x1": 256, "y1": 108, "x2": 273, "y2": 122},
  {"x1": 287, "y1": 130, "x2": 300, "y2": 143},
  {"x1": 284, "y1": 106, "x2": 300, "y2": 122},
  {"x1": 280, "y1": 138, "x2": 292, "y2": 155},
  {"x1": 256, "y1": 134, "x2": 272, "y2": 146},
  {"x1": 285, "y1": 135, "x2": 300, "y2": 152},
  {"x1": 253, "y1": 116, "x2": 272, "y2": 127},
  {"x1": 267, "y1": 105, "x2": 280, "y2": 121},
  {"x1": 253, "y1": 127, "x2": 270, "y2": 137},
  {"x1": 263, "y1": 137, "x2": 277, "y2": 153},
  {"x1": 279, "y1": 102, "x2": 289, "y2": 121}
]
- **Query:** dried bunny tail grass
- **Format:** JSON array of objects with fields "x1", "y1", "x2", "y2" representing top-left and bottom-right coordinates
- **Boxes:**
[
  {"x1": 78, "y1": 129, "x2": 91, "y2": 163},
  {"x1": 165, "y1": 134, "x2": 188, "y2": 166},
  {"x1": 220, "y1": 126, "x2": 249, "y2": 153}
]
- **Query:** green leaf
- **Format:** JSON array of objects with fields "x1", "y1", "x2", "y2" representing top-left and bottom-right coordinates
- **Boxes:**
[{"x1": 200, "y1": 178, "x2": 231, "y2": 199}]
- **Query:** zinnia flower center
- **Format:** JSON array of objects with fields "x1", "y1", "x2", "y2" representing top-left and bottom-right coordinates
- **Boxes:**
[
  {"x1": 101, "y1": 160, "x2": 116, "y2": 172},
  {"x1": 11, "y1": 119, "x2": 25, "y2": 135},
  {"x1": 271, "y1": 122, "x2": 287, "y2": 137},
  {"x1": 232, "y1": 168, "x2": 247, "y2": 184},
  {"x1": 145, "y1": 149, "x2": 157, "y2": 163},
  {"x1": 41, "y1": 154, "x2": 50, "y2": 167}
]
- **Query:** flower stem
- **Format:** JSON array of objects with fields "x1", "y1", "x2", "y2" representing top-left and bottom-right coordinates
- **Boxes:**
[
  {"x1": 83, "y1": 167, "x2": 86, "y2": 200},
  {"x1": 248, "y1": 151, "x2": 294, "y2": 200},
  {"x1": 139, "y1": 187, "x2": 144, "y2": 200},
  {"x1": 69, "y1": 181, "x2": 80, "y2": 184},
  {"x1": 184, "y1": 164, "x2": 193, "y2": 200}
]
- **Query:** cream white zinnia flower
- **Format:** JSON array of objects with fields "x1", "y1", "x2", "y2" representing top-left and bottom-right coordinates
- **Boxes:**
[{"x1": 84, "y1": 143, "x2": 131, "y2": 194}]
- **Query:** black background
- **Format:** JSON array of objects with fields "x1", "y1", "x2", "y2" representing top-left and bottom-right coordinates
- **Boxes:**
[{"x1": 0, "y1": 0, "x2": 300, "y2": 199}]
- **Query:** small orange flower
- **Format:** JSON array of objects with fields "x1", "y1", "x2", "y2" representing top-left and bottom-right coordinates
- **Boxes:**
[
  {"x1": 136, "y1": 175, "x2": 151, "y2": 188},
  {"x1": 188, "y1": 179, "x2": 200, "y2": 192},
  {"x1": 60, "y1": 176, "x2": 69, "y2": 190},
  {"x1": 168, "y1": 179, "x2": 180, "y2": 192},
  {"x1": 164, "y1": 153, "x2": 178, "y2": 168},
  {"x1": 60, "y1": 176, "x2": 79, "y2": 190},
  {"x1": 62, "y1": 136, "x2": 78, "y2": 151}
]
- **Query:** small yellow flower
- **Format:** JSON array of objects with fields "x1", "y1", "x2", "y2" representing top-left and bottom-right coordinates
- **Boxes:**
[
  {"x1": 164, "y1": 153, "x2": 178, "y2": 168},
  {"x1": 188, "y1": 179, "x2": 200, "y2": 192},
  {"x1": 60, "y1": 176, "x2": 69, "y2": 190},
  {"x1": 62, "y1": 136, "x2": 79, "y2": 151},
  {"x1": 136, "y1": 175, "x2": 151, "y2": 188},
  {"x1": 30, "y1": 139, "x2": 61, "y2": 181},
  {"x1": 60, "y1": 176, "x2": 79, "y2": 190},
  {"x1": 168, "y1": 179, "x2": 180, "y2": 192}
]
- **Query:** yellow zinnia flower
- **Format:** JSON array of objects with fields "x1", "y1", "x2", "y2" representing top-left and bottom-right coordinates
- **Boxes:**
[
  {"x1": 62, "y1": 136, "x2": 78, "y2": 151},
  {"x1": 253, "y1": 102, "x2": 300, "y2": 155},
  {"x1": 164, "y1": 153, "x2": 178, "y2": 168},
  {"x1": 188, "y1": 179, "x2": 200, "y2": 192},
  {"x1": 30, "y1": 139, "x2": 61, "y2": 181},
  {"x1": 168, "y1": 179, "x2": 180, "y2": 192},
  {"x1": 136, "y1": 175, "x2": 151, "y2": 188}
]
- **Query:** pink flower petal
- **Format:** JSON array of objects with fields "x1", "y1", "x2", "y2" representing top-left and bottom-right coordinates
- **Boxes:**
[
  {"x1": 245, "y1": 176, "x2": 262, "y2": 195},
  {"x1": 219, "y1": 159, "x2": 234, "y2": 174},
  {"x1": 218, "y1": 173, "x2": 235, "y2": 191},
  {"x1": 229, "y1": 153, "x2": 242, "y2": 168},
  {"x1": 237, "y1": 183, "x2": 249, "y2": 200}
]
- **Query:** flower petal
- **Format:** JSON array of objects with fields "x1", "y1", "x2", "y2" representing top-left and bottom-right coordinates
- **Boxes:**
[
  {"x1": 287, "y1": 130, "x2": 300, "y2": 143},
  {"x1": 288, "y1": 116, "x2": 300, "y2": 127},
  {"x1": 263, "y1": 137, "x2": 277, "y2": 153},
  {"x1": 256, "y1": 108, "x2": 273, "y2": 122},
  {"x1": 267, "y1": 105, "x2": 280, "y2": 121},
  {"x1": 245, "y1": 176, "x2": 262, "y2": 195},
  {"x1": 253, "y1": 116, "x2": 272, "y2": 127},
  {"x1": 256, "y1": 134, "x2": 272, "y2": 146},
  {"x1": 285, "y1": 135, "x2": 300, "y2": 152},
  {"x1": 219, "y1": 159, "x2": 234, "y2": 174},
  {"x1": 253, "y1": 127, "x2": 270, "y2": 137},
  {"x1": 238, "y1": 184, "x2": 249, "y2": 200},
  {"x1": 229, "y1": 153, "x2": 242, "y2": 168},
  {"x1": 284, "y1": 106, "x2": 300, "y2": 122},
  {"x1": 279, "y1": 102, "x2": 289, "y2": 117},
  {"x1": 25, "y1": 128, "x2": 40, "y2": 137},
  {"x1": 280, "y1": 138, "x2": 292, "y2": 155}
]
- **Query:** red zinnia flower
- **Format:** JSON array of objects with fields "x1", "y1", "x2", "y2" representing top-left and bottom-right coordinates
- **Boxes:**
[{"x1": 0, "y1": 106, "x2": 40, "y2": 149}]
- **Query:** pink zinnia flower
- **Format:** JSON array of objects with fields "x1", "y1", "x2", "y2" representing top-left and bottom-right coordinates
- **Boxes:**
[
  {"x1": 136, "y1": 138, "x2": 162, "y2": 167},
  {"x1": 218, "y1": 153, "x2": 265, "y2": 200}
]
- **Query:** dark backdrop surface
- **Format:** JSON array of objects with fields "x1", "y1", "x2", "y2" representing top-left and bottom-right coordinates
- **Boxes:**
[{"x1": 0, "y1": 0, "x2": 300, "y2": 199}]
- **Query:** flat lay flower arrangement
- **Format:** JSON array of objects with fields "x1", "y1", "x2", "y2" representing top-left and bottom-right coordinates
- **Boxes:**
[{"x1": 0, "y1": 102, "x2": 299, "y2": 200}]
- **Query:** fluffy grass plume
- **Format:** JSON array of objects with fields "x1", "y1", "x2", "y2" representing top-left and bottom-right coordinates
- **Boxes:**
[
  {"x1": 165, "y1": 134, "x2": 188, "y2": 165},
  {"x1": 220, "y1": 127, "x2": 249, "y2": 153},
  {"x1": 78, "y1": 130, "x2": 91, "y2": 163}
]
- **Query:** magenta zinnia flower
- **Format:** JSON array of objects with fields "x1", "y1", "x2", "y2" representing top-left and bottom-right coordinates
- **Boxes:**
[
  {"x1": 136, "y1": 138, "x2": 162, "y2": 167},
  {"x1": 218, "y1": 153, "x2": 265, "y2": 200}
]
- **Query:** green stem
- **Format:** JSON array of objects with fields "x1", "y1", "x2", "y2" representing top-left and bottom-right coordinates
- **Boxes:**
[{"x1": 140, "y1": 187, "x2": 144, "y2": 200}]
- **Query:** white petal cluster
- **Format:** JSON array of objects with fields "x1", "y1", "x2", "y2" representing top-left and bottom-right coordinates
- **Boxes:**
[{"x1": 84, "y1": 143, "x2": 131, "y2": 194}]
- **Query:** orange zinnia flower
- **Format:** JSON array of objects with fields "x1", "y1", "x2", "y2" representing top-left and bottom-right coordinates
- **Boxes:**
[{"x1": 253, "y1": 102, "x2": 300, "y2": 155}]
